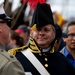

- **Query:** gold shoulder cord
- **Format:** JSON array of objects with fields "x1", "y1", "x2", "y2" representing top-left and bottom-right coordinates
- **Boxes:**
[{"x1": 8, "y1": 46, "x2": 28, "y2": 55}]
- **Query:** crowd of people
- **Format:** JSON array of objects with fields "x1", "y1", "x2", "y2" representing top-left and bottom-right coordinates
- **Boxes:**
[{"x1": 0, "y1": 0, "x2": 75, "y2": 75}]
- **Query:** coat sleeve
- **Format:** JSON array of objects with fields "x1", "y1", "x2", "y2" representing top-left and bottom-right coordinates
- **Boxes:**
[{"x1": 1, "y1": 59, "x2": 25, "y2": 75}]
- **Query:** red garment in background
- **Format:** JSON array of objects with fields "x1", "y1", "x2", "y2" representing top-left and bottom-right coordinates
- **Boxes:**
[
  {"x1": 29, "y1": 0, "x2": 46, "y2": 10},
  {"x1": 21, "y1": 0, "x2": 46, "y2": 10}
]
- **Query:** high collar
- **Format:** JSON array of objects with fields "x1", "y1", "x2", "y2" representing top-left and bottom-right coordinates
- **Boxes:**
[
  {"x1": 42, "y1": 47, "x2": 51, "y2": 52},
  {"x1": 28, "y1": 37, "x2": 54, "y2": 54}
]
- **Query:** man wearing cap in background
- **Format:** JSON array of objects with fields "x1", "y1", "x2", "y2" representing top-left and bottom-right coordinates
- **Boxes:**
[
  {"x1": 0, "y1": 0, "x2": 25, "y2": 75},
  {"x1": 8, "y1": 2, "x2": 75, "y2": 75},
  {"x1": 15, "y1": 25, "x2": 30, "y2": 45}
]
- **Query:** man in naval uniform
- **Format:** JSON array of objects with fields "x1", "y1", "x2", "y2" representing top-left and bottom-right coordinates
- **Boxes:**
[
  {"x1": 8, "y1": 3, "x2": 75, "y2": 75},
  {"x1": 0, "y1": 0, "x2": 25, "y2": 75}
]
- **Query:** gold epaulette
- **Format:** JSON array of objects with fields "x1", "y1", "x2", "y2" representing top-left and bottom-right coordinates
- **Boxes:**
[{"x1": 8, "y1": 46, "x2": 28, "y2": 55}]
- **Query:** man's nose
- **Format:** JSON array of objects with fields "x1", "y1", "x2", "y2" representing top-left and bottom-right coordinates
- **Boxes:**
[{"x1": 39, "y1": 30, "x2": 45, "y2": 35}]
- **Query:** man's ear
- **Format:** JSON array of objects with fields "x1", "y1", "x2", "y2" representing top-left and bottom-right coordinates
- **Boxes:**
[
  {"x1": 51, "y1": 31, "x2": 56, "y2": 42},
  {"x1": 53, "y1": 30, "x2": 56, "y2": 40},
  {"x1": 0, "y1": 28, "x2": 2, "y2": 32},
  {"x1": 63, "y1": 38, "x2": 67, "y2": 42}
]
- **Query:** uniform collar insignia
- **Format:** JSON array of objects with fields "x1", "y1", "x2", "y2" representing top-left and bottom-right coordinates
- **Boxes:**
[
  {"x1": 28, "y1": 37, "x2": 41, "y2": 53},
  {"x1": 28, "y1": 37, "x2": 54, "y2": 53}
]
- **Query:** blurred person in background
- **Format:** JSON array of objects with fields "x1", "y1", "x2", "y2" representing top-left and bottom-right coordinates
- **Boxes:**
[
  {"x1": 54, "y1": 24, "x2": 62, "y2": 51},
  {"x1": 53, "y1": 11, "x2": 64, "y2": 30},
  {"x1": 53, "y1": 24, "x2": 66, "y2": 51},
  {"x1": 6, "y1": 30, "x2": 24, "y2": 51},
  {"x1": 15, "y1": 25, "x2": 30, "y2": 45},
  {"x1": 60, "y1": 21, "x2": 75, "y2": 68},
  {"x1": 53, "y1": 12, "x2": 66, "y2": 51}
]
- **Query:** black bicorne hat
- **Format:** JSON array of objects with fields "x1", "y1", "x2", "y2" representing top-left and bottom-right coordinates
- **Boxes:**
[{"x1": 31, "y1": 2, "x2": 55, "y2": 28}]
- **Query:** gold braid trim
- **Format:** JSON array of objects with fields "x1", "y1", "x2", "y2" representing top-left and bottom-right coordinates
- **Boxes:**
[
  {"x1": 50, "y1": 47, "x2": 54, "y2": 53},
  {"x1": 29, "y1": 37, "x2": 41, "y2": 53},
  {"x1": 29, "y1": 37, "x2": 55, "y2": 53},
  {"x1": 8, "y1": 37, "x2": 55, "y2": 55},
  {"x1": 8, "y1": 46, "x2": 28, "y2": 55}
]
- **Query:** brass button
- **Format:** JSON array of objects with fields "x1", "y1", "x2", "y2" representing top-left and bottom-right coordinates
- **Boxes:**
[
  {"x1": 10, "y1": 55, "x2": 14, "y2": 58},
  {"x1": 45, "y1": 58, "x2": 48, "y2": 61},
  {"x1": 39, "y1": 53, "x2": 42, "y2": 56},
  {"x1": 44, "y1": 64, "x2": 48, "y2": 67}
]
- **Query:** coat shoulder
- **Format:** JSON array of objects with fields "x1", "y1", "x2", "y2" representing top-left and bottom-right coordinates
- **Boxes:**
[
  {"x1": 0, "y1": 49, "x2": 17, "y2": 62},
  {"x1": 8, "y1": 46, "x2": 28, "y2": 55}
]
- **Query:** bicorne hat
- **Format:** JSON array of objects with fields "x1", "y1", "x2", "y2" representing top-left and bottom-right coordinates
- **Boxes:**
[{"x1": 31, "y1": 2, "x2": 55, "y2": 30}]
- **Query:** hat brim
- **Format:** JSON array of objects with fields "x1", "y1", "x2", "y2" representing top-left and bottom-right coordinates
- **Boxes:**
[
  {"x1": 15, "y1": 29, "x2": 23, "y2": 34},
  {"x1": 0, "y1": 14, "x2": 12, "y2": 27},
  {"x1": 0, "y1": 14, "x2": 12, "y2": 21}
]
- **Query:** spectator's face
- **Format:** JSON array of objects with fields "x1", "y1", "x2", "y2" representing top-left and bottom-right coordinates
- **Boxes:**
[
  {"x1": 30, "y1": 24, "x2": 56, "y2": 49},
  {"x1": 65, "y1": 25, "x2": 75, "y2": 50},
  {"x1": 19, "y1": 32, "x2": 29, "y2": 44}
]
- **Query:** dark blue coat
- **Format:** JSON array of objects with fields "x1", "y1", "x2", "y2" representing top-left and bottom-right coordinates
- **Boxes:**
[{"x1": 15, "y1": 50, "x2": 75, "y2": 75}]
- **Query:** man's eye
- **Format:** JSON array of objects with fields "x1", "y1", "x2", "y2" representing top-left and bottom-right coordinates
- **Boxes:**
[
  {"x1": 36, "y1": 28, "x2": 41, "y2": 31},
  {"x1": 68, "y1": 34, "x2": 75, "y2": 37}
]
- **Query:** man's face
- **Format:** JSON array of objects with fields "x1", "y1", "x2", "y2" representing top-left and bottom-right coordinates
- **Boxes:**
[
  {"x1": 65, "y1": 25, "x2": 75, "y2": 50},
  {"x1": 30, "y1": 24, "x2": 56, "y2": 49},
  {"x1": 0, "y1": 19, "x2": 10, "y2": 46},
  {"x1": 19, "y1": 32, "x2": 29, "y2": 44}
]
